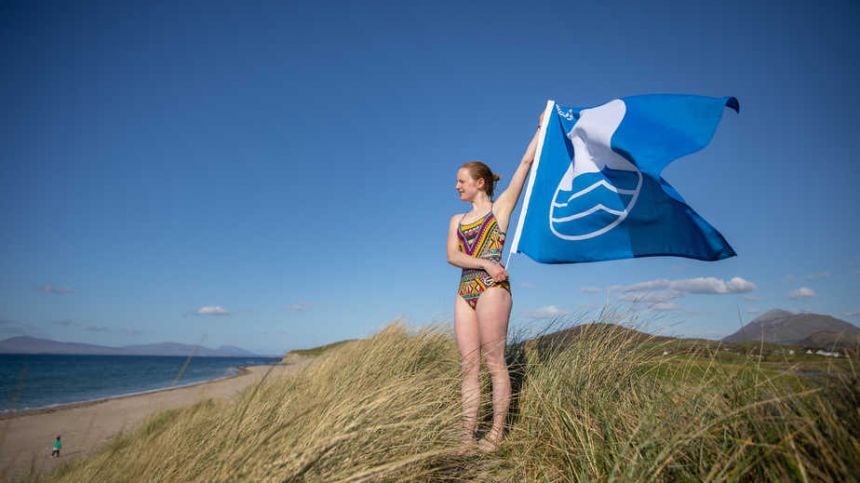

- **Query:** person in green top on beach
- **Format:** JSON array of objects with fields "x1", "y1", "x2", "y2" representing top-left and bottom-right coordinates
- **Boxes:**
[{"x1": 51, "y1": 435, "x2": 62, "y2": 457}]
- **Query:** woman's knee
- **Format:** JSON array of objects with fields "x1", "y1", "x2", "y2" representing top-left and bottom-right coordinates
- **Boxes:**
[
  {"x1": 482, "y1": 350, "x2": 508, "y2": 374},
  {"x1": 460, "y1": 352, "x2": 481, "y2": 377}
]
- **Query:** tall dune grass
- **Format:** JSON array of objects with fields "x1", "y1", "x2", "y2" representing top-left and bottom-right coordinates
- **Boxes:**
[{"x1": 45, "y1": 315, "x2": 858, "y2": 482}]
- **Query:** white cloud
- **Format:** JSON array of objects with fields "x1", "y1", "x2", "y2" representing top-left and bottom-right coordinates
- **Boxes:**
[
  {"x1": 288, "y1": 304, "x2": 308, "y2": 312},
  {"x1": 618, "y1": 290, "x2": 680, "y2": 304},
  {"x1": 624, "y1": 279, "x2": 671, "y2": 292},
  {"x1": 725, "y1": 277, "x2": 758, "y2": 293},
  {"x1": 195, "y1": 306, "x2": 230, "y2": 316},
  {"x1": 40, "y1": 284, "x2": 73, "y2": 295},
  {"x1": 623, "y1": 277, "x2": 756, "y2": 295},
  {"x1": 524, "y1": 305, "x2": 569, "y2": 319},
  {"x1": 673, "y1": 277, "x2": 755, "y2": 294},
  {"x1": 844, "y1": 310, "x2": 860, "y2": 317},
  {"x1": 788, "y1": 287, "x2": 816, "y2": 300},
  {"x1": 580, "y1": 286, "x2": 602, "y2": 294},
  {"x1": 611, "y1": 276, "x2": 756, "y2": 312},
  {"x1": 747, "y1": 307, "x2": 761, "y2": 314}
]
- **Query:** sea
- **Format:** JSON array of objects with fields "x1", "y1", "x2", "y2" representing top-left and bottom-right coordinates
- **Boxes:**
[{"x1": 0, "y1": 354, "x2": 281, "y2": 414}]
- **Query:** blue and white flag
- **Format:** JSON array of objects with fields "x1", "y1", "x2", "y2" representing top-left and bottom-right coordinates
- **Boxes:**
[{"x1": 509, "y1": 94, "x2": 739, "y2": 264}]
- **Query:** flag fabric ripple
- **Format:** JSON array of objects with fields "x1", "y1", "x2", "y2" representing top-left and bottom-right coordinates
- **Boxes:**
[{"x1": 509, "y1": 94, "x2": 739, "y2": 264}]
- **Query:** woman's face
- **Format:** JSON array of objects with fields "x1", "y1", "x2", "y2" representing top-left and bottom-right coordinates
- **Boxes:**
[{"x1": 456, "y1": 167, "x2": 484, "y2": 202}]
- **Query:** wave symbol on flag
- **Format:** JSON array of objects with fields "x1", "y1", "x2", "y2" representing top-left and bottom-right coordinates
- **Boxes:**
[{"x1": 549, "y1": 99, "x2": 642, "y2": 241}]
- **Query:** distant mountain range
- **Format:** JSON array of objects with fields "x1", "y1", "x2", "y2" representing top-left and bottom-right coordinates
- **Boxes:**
[
  {"x1": 722, "y1": 309, "x2": 860, "y2": 348},
  {"x1": 524, "y1": 309, "x2": 859, "y2": 353},
  {"x1": 0, "y1": 336, "x2": 266, "y2": 357}
]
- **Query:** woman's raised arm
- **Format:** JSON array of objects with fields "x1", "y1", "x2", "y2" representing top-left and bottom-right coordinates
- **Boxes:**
[{"x1": 493, "y1": 125, "x2": 542, "y2": 232}]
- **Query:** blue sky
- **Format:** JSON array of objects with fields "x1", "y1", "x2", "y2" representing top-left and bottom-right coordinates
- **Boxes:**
[{"x1": 1, "y1": 0, "x2": 858, "y2": 355}]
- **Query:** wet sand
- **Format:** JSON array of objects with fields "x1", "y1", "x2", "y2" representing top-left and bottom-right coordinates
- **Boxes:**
[{"x1": 0, "y1": 358, "x2": 313, "y2": 481}]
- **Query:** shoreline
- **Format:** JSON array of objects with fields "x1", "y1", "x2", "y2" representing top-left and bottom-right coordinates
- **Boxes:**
[
  {"x1": 0, "y1": 366, "x2": 254, "y2": 421},
  {"x1": 0, "y1": 358, "x2": 313, "y2": 481}
]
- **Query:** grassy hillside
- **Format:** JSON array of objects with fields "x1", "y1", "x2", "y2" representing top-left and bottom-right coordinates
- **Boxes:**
[
  {"x1": 44, "y1": 317, "x2": 859, "y2": 482},
  {"x1": 282, "y1": 339, "x2": 357, "y2": 359}
]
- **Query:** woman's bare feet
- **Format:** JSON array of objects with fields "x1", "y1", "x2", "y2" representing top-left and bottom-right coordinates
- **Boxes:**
[
  {"x1": 455, "y1": 436, "x2": 478, "y2": 456},
  {"x1": 477, "y1": 430, "x2": 503, "y2": 453},
  {"x1": 477, "y1": 438, "x2": 498, "y2": 453}
]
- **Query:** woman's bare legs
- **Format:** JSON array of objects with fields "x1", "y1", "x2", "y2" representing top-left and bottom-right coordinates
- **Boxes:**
[
  {"x1": 475, "y1": 287, "x2": 512, "y2": 451},
  {"x1": 454, "y1": 295, "x2": 481, "y2": 445},
  {"x1": 454, "y1": 287, "x2": 512, "y2": 452}
]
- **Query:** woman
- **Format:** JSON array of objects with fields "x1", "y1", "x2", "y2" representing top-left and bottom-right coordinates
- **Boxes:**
[{"x1": 446, "y1": 118, "x2": 541, "y2": 452}]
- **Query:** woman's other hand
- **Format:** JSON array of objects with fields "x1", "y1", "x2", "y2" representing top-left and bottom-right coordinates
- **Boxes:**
[{"x1": 484, "y1": 261, "x2": 509, "y2": 282}]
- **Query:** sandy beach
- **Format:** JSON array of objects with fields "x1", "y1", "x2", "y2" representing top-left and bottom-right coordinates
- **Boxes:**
[{"x1": 0, "y1": 358, "x2": 312, "y2": 481}]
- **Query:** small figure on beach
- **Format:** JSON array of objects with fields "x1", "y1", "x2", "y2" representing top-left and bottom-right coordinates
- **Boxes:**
[
  {"x1": 446, "y1": 112, "x2": 542, "y2": 453},
  {"x1": 51, "y1": 435, "x2": 62, "y2": 457}
]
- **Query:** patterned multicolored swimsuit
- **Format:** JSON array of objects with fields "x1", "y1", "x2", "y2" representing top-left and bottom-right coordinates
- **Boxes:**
[{"x1": 457, "y1": 209, "x2": 511, "y2": 309}]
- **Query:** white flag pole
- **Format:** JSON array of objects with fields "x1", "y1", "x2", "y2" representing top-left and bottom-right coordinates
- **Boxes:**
[{"x1": 505, "y1": 100, "x2": 555, "y2": 270}]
